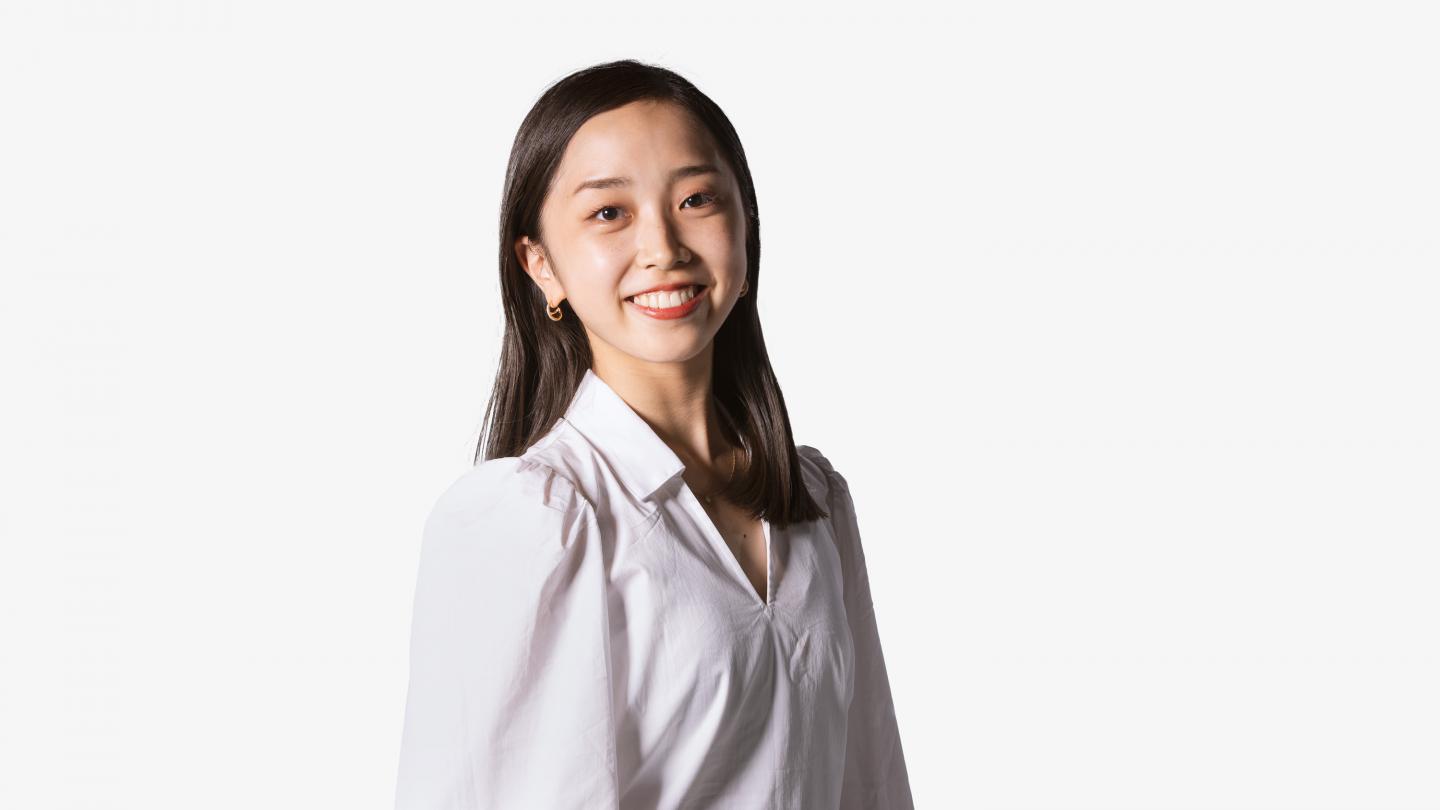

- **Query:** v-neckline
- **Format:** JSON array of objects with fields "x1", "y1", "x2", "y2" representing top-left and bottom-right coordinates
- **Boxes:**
[{"x1": 681, "y1": 483, "x2": 774, "y2": 609}]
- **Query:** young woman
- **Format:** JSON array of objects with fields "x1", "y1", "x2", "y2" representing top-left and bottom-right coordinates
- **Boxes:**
[{"x1": 394, "y1": 60, "x2": 913, "y2": 810}]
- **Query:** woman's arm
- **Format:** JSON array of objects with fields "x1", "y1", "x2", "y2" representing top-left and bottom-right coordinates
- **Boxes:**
[
  {"x1": 804, "y1": 446, "x2": 916, "y2": 809},
  {"x1": 394, "y1": 458, "x2": 619, "y2": 810}
]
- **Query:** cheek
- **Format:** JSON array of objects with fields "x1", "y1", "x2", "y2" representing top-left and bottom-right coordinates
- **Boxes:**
[
  {"x1": 558, "y1": 250, "x2": 628, "y2": 308},
  {"x1": 712, "y1": 211, "x2": 746, "y2": 266},
  {"x1": 695, "y1": 217, "x2": 745, "y2": 267}
]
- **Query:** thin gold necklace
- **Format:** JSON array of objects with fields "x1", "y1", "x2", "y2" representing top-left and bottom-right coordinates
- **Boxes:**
[{"x1": 702, "y1": 445, "x2": 739, "y2": 505}]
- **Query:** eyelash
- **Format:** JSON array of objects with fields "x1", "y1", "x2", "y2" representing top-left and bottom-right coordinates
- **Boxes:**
[{"x1": 587, "y1": 191, "x2": 719, "y2": 223}]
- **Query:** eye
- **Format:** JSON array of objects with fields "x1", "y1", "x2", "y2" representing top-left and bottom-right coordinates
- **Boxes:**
[
  {"x1": 588, "y1": 204, "x2": 623, "y2": 223},
  {"x1": 681, "y1": 190, "x2": 719, "y2": 209}
]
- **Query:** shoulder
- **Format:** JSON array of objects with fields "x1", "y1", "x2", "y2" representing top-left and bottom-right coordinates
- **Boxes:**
[
  {"x1": 423, "y1": 456, "x2": 593, "y2": 555},
  {"x1": 795, "y1": 444, "x2": 853, "y2": 504},
  {"x1": 796, "y1": 445, "x2": 873, "y2": 607},
  {"x1": 429, "y1": 456, "x2": 585, "y2": 518}
]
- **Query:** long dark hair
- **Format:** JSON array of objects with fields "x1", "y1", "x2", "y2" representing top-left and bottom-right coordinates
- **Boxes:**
[{"x1": 478, "y1": 59, "x2": 826, "y2": 528}]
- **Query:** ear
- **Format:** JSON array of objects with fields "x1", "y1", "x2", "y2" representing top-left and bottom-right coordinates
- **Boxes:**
[{"x1": 514, "y1": 235, "x2": 566, "y2": 306}]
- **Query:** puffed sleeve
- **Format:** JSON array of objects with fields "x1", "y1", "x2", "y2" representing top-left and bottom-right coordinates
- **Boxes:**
[
  {"x1": 394, "y1": 458, "x2": 619, "y2": 809},
  {"x1": 799, "y1": 446, "x2": 915, "y2": 809}
]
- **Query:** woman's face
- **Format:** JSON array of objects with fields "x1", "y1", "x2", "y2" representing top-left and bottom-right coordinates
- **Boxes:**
[{"x1": 516, "y1": 99, "x2": 747, "y2": 368}]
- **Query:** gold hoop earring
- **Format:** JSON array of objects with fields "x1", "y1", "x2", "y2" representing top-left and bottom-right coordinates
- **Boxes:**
[{"x1": 547, "y1": 302, "x2": 564, "y2": 321}]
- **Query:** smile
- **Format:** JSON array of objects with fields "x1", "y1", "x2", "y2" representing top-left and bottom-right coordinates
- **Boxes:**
[{"x1": 626, "y1": 284, "x2": 708, "y2": 320}]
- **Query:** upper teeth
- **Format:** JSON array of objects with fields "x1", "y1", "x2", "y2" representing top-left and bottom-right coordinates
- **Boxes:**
[{"x1": 632, "y1": 285, "x2": 699, "y2": 309}]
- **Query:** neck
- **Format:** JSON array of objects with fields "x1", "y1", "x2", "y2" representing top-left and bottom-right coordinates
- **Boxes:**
[{"x1": 590, "y1": 343, "x2": 733, "y2": 469}]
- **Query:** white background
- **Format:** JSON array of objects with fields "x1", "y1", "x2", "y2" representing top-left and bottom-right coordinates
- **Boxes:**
[{"x1": 2, "y1": 1, "x2": 1437, "y2": 808}]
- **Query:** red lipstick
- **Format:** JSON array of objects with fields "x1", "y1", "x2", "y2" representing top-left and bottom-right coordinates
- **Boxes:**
[{"x1": 626, "y1": 284, "x2": 708, "y2": 320}]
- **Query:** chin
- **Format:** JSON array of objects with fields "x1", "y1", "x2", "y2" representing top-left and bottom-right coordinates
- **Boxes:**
[{"x1": 629, "y1": 338, "x2": 712, "y2": 365}]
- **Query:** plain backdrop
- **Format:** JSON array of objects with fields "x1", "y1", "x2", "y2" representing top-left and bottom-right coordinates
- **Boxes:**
[{"x1": 2, "y1": 1, "x2": 1437, "y2": 808}]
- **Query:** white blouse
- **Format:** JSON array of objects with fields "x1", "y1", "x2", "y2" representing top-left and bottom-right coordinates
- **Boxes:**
[{"x1": 394, "y1": 368, "x2": 913, "y2": 809}]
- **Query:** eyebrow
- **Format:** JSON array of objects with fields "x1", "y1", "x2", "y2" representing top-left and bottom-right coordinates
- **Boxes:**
[{"x1": 571, "y1": 163, "x2": 721, "y2": 196}]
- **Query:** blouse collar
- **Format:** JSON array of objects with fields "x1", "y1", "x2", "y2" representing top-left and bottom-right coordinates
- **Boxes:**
[{"x1": 560, "y1": 367, "x2": 686, "y2": 502}]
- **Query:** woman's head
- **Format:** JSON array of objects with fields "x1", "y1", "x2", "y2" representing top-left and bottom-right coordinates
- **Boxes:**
[
  {"x1": 516, "y1": 97, "x2": 747, "y2": 368},
  {"x1": 481, "y1": 59, "x2": 824, "y2": 526}
]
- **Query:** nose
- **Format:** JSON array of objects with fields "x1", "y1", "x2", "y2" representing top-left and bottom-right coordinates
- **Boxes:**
[{"x1": 634, "y1": 206, "x2": 690, "y2": 269}]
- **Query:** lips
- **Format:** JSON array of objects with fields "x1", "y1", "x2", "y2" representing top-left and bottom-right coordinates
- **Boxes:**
[
  {"x1": 626, "y1": 284, "x2": 709, "y2": 320},
  {"x1": 624, "y1": 282, "x2": 707, "y2": 301}
]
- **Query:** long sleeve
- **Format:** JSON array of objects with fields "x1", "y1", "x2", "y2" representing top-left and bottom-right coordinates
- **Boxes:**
[
  {"x1": 394, "y1": 458, "x2": 619, "y2": 810},
  {"x1": 802, "y1": 447, "x2": 915, "y2": 809}
]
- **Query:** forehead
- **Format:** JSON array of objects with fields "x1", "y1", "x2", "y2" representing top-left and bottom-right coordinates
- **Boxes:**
[{"x1": 554, "y1": 100, "x2": 720, "y2": 185}]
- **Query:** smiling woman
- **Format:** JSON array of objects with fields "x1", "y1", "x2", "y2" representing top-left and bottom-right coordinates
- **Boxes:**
[{"x1": 393, "y1": 60, "x2": 913, "y2": 810}]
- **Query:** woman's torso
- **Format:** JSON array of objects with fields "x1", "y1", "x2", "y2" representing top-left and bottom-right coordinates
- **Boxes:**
[{"x1": 524, "y1": 370, "x2": 857, "y2": 808}]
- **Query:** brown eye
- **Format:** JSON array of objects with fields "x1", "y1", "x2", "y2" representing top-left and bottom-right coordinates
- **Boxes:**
[
  {"x1": 682, "y1": 191, "x2": 718, "y2": 209},
  {"x1": 590, "y1": 205, "x2": 622, "y2": 222}
]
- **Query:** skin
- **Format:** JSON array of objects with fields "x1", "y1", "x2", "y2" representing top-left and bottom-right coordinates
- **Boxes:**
[{"x1": 514, "y1": 99, "x2": 771, "y2": 600}]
